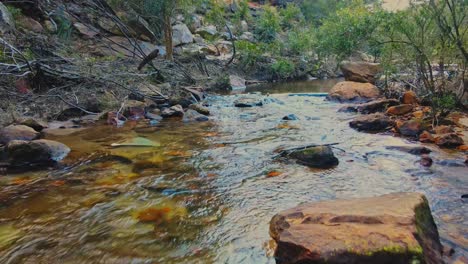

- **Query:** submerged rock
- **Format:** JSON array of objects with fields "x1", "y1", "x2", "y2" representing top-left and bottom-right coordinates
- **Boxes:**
[
  {"x1": 327, "y1": 81, "x2": 380, "y2": 103},
  {"x1": 189, "y1": 104, "x2": 210, "y2": 116},
  {"x1": 340, "y1": 61, "x2": 382, "y2": 84},
  {"x1": 349, "y1": 113, "x2": 394, "y2": 132},
  {"x1": 0, "y1": 125, "x2": 40, "y2": 145},
  {"x1": 183, "y1": 109, "x2": 209, "y2": 122},
  {"x1": 386, "y1": 145, "x2": 432, "y2": 155},
  {"x1": 270, "y1": 192, "x2": 442, "y2": 264},
  {"x1": 7, "y1": 139, "x2": 71, "y2": 167},
  {"x1": 339, "y1": 99, "x2": 399, "y2": 114},
  {"x1": 288, "y1": 146, "x2": 339, "y2": 169},
  {"x1": 234, "y1": 98, "x2": 263, "y2": 108},
  {"x1": 282, "y1": 114, "x2": 299, "y2": 121}
]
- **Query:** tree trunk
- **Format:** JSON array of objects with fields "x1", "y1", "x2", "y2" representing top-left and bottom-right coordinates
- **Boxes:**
[{"x1": 164, "y1": 13, "x2": 173, "y2": 61}]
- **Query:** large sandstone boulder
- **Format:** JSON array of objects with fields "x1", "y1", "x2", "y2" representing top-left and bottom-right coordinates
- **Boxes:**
[
  {"x1": 270, "y1": 192, "x2": 443, "y2": 264},
  {"x1": 340, "y1": 61, "x2": 382, "y2": 84},
  {"x1": 0, "y1": 125, "x2": 40, "y2": 145},
  {"x1": 0, "y1": 3, "x2": 15, "y2": 34},
  {"x1": 288, "y1": 146, "x2": 339, "y2": 169},
  {"x1": 435, "y1": 133, "x2": 464, "y2": 148},
  {"x1": 349, "y1": 113, "x2": 394, "y2": 132},
  {"x1": 172, "y1": 23, "x2": 194, "y2": 46},
  {"x1": 327, "y1": 82, "x2": 380, "y2": 103},
  {"x1": 7, "y1": 139, "x2": 71, "y2": 167}
]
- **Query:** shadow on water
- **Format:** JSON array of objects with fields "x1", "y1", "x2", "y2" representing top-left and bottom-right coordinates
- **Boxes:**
[{"x1": 0, "y1": 79, "x2": 466, "y2": 263}]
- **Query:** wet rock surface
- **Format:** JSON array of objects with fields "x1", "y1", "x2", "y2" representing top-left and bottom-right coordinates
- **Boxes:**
[
  {"x1": 349, "y1": 113, "x2": 394, "y2": 132},
  {"x1": 270, "y1": 192, "x2": 442, "y2": 264},
  {"x1": 288, "y1": 145, "x2": 339, "y2": 169},
  {"x1": 0, "y1": 125, "x2": 40, "y2": 145},
  {"x1": 339, "y1": 99, "x2": 399, "y2": 114},
  {"x1": 161, "y1": 105, "x2": 184, "y2": 118},
  {"x1": 327, "y1": 81, "x2": 380, "y2": 103},
  {"x1": 6, "y1": 139, "x2": 71, "y2": 167},
  {"x1": 234, "y1": 98, "x2": 263, "y2": 107}
]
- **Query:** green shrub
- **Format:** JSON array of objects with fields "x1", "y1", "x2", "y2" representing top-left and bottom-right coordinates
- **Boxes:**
[
  {"x1": 255, "y1": 6, "x2": 281, "y2": 43},
  {"x1": 287, "y1": 28, "x2": 315, "y2": 55},
  {"x1": 206, "y1": 0, "x2": 226, "y2": 26},
  {"x1": 6, "y1": 5, "x2": 22, "y2": 20},
  {"x1": 271, "y1": 59, "x2": 295, "y2": 79},
  {"x1": 236, "y1": 40, "x2": 264, "y2": 67},
  {"x1": 279, "y1": 4, "x2": 303, "y2": 29}
]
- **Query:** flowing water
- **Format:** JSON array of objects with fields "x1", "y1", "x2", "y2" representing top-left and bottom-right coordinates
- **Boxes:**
[{"x1": 0, "y1": 80, "x2": 467, "y2": 263}]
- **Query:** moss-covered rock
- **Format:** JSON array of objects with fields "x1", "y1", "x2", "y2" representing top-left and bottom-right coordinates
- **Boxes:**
[{"x1": 270, "y1": 192, "x2": 443, "y2": 264}]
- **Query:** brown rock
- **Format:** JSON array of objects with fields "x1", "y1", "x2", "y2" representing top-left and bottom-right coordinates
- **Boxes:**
[
  {"x1": 420, "y1": 131, "x2": 435, "y2": 143},
  {"x1": 458, "y1": 145, "x2": 468, "y2": 151},
  {"x1": 340, "y1": 61, "x2": 382, "y2": 84},
  {"x1": 420, "y1": 155, "x2": 433, "y2": 167},
  {"x1": 386, "y1": 104, "x2": 413, "y2": 116},
  {"x1": 19, "y1": 118, "x2": 48, "y2": 132},
  {"x1": 17, "y1": 16, "x2": 43, "y2": 33},
  {"x1": 327, "y1": 81, "x2": 380, "y2": 103},
  {"x1": 402, "y1": 91, "x2": 418, "y2": 105},
  {"x1": 434, "y1": 125, "x2": 453, "y2": 135},
  {"x1": 413, "y1": 110, "x2": 424, "y2": 119},
  {"x1": 339, "y1": 99, "x2": 399, "y2": 114},
  {"x1": 161, "y1": 105, "x2": 184, "y2": 118},
  {"x1": 398, "y1": 120, "x2": 423, "y2": 137},
  {"x1": 7, "y1": 139, "x2": 71, "y2": 167},
  {"x1": 435, "y1": 133, "x2": 464, "y2": 148},
  {"x1": 189, "y1": 104, "x2": 210, "y2": 116},
  {"x1": 349, "y1": 113, "x2": 394, "y2": 132},
  {"x1": 0, "y1": 125, "x2": 40, "y2": 145},
  {"x1": 270, "y1": 192, "x2": 442, "y2": 264}
]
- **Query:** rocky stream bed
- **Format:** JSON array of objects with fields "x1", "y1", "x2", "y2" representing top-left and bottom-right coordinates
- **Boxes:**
[{"x1": 0, "y1": 80, "x2": 467, "y2": 264}]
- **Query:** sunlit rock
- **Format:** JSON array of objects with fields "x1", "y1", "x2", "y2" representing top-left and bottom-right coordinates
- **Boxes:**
[
  {"x1": 327, "y1": 81, "x2": 380, "y2": 103},
  {"x1": 270, "y1": 192, "x2": 443, "y2": 264},
  {"x1": 0, "y1": 125, "x2": 40, "y2": 145}
]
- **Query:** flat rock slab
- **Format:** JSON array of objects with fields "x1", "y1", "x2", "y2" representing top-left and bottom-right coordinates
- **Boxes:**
[
  {"x1": 270, "y1": 192, "x2": 442, "y2": 264},
  {"x1": 327, "y1": 81, "x2": 380, "y2": 103}
]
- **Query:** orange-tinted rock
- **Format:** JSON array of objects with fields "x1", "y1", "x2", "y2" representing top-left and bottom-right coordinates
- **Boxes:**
[
  {"x1": 402, "y1": 91, "x2": 418, "y2": 104},
  {"x1": 420, "y1": 131, "x2": 435, "y2": 143},
  {"x1": 434, "y1": 125, "x2": 454, "y2": 135},
  {"x1": 398, "y1": 120, "x2": 424, "y2": 137},
  {"x1": 386, "y1": 104, "x2": 413, "y2": 116},
  {"x1": 327, "y1": 81, "x2": 380, "y2": 103},
  {"x1": 339, "y1": 61, "x2": 382, "y2": 84},
  {"x1": 435, "y1": 133, "x2": 464, "y2": 148},
  {"x1": 270, "y1": 193, "x2": 442, "y2": 264},
  {"x1": 458, "y1": 145, "x2": 468, "y2": 151},
  {"x1": 413, "y1": 110, "x2": 424, "y2": 119}
]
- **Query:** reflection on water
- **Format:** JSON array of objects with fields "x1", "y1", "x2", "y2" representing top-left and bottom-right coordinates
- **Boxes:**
[
  {"x1": 0, "y1": 81, "x2": 467, "y2": 263},
  {"x1": 245, "y1": 78, "x2": 343, "y2": 94}
]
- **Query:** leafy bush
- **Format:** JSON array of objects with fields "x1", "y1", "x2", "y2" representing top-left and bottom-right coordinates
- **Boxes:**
[
  {"x1": 271, "y1": 59, "x2": 295, "y2": 79},
  {"x1": 316, "y1": 1, "x2": 380, "y2": 59},
  {"x1": 205, "y1": 0, "x2": 226, "y2": 26},
  {"x1": 236, "y1": 40, "x2": 264, "y2": 67},
  {"x1": 287, "y1": 28, "x2": 315, "y2": 55},
  {"x1": 255, "y1": 6, "x2": 281, "y2": 43},
  {"x1": 279, "y1": 4, "x2": 303, "y2": 29}
]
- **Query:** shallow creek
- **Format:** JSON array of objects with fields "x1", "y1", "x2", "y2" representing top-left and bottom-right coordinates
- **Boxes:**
[{"x1": 0, "y1": 80, "x2": 467, "y2": 263}]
